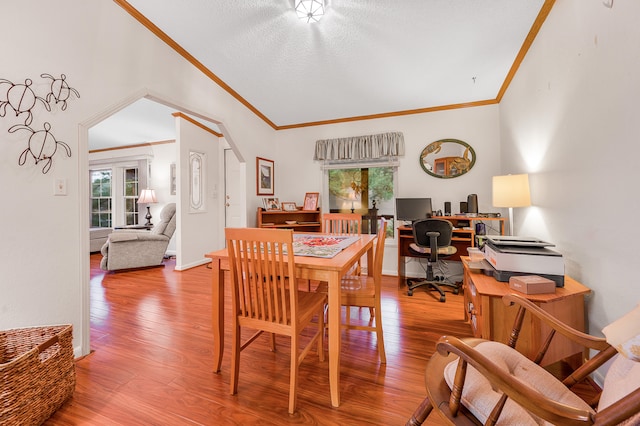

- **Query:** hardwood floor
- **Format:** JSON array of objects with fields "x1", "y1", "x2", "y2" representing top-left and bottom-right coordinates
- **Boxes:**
[{"x1": 46, "y1": 255, "x2": 473, "y2": 425}]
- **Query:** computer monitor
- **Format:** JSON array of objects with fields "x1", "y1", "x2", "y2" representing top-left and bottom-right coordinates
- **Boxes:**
[{"x1": 395, "y1": 198, "x2": 433, "y2": 222}]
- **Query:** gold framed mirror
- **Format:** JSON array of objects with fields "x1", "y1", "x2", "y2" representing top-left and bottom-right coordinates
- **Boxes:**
[{"x1": 419, "y1": 138, "x2": 476, "y2": 179}]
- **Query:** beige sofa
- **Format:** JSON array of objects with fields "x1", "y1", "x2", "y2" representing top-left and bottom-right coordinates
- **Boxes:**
[
  {"x1": 90, "y1": 228, "x2": 112, "y2": 253},
  {"x1": 100, "y1": 203, "x2": 176, "y2": 271}
]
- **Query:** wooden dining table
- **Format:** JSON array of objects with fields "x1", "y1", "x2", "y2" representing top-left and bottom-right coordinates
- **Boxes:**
[{"x1": 205, "y1": 233, "x2": 376, "y2": 408}]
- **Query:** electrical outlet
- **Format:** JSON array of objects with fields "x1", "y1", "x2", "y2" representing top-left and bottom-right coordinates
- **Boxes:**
[{"x1": 54, "y1": 178, "x2": 67, "y2": 196}]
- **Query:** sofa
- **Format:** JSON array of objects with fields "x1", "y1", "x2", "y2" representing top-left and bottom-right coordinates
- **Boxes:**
[
  {"x1": 100, "y1": 203, "x2": 176, "y2": 271},
  {"x1": 90, "y1": 227, "x2": 112, "y2": 253}
]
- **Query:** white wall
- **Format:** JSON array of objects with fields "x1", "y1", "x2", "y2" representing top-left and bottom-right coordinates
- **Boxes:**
[
  {"x1": 274, "y1": 105, "x2": 502, "y2": 275},
  {"x1": 0, "y1": 0, "x2": 273, "y2": 355},
  {"x1": 175, "y1": 117, "x2": 221, "y2": 269},
  {"x1": 499, "y1": 0, "x2": 640, "y2": 339}
]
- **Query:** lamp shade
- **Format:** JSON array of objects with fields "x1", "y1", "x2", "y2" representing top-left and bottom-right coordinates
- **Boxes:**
[
  {"x1": 138, "y1": 189, "x2": 158, "y2": 204},
  {"x1": 492, "y1": 174, "x2": 531, "y2": 208},
  {"x1": 295, "y1": 0, "x2": 325, "y2": 23}
]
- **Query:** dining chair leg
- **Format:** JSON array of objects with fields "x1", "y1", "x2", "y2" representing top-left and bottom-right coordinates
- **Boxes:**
[
  {"x1": 269, "y1": 333, "x2": 276, "y2": 352},
  {"x1": 289, "y1": 333, "x2": 300, "y2": 414},
  {"x1": 374, "y1": 304, "x2": 386, "y2": 364},
  {"x1": 318, "y1": 312, "x2": 325, "y2": 362},
  {"x1": 230, "y1": 323, "x2": 241, "y2": 395}
]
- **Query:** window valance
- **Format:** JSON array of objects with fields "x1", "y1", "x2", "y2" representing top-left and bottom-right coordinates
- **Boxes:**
[{"x1": 314, "y1": 132, "x2": 405, "y2": 162}]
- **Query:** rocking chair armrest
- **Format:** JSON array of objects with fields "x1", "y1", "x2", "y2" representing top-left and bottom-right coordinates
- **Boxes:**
[
  {"x1": 502, "y1": 293, "x2": 610, "y2": 351},
  {"x1": 435, "y1": 336, "x2": 594, "y2": 425},
  {"x1": 594, "y1": 387, "x2": 640, "y2": 426}
]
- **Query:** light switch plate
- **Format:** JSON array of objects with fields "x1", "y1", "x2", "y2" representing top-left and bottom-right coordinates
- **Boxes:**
[{"x1": 54, "y1": 178, "x2": 67, "y2": 196}]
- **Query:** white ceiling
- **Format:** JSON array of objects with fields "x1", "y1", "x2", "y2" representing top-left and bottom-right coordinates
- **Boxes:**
[{"x1": 90, "y1": 0, "x2": 547, "y2": 150}]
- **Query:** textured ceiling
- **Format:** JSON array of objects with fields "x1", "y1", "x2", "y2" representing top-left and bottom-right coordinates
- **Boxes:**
[{"x1": 90, "y1": 0, "x2": 548, "y2": 150}]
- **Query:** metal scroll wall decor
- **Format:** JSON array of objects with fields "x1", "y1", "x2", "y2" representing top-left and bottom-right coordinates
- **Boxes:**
[{"x1": 0, "y1": 73, "x2": 80, "y2": 174}]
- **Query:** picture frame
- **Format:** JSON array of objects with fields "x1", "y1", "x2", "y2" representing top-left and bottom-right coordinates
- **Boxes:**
[
  {"x1": 256, "y1": 157, "x2": 274, "y2": 196},
  {"x1": 303, "y1": 192, "x2": 319, "y2": 211},
  {"x1": 262, "y1": 197, "x2": 280, "y2": 211},
  {"x1": 281, "y1": 202, "x2": 297, "y2": 211}
]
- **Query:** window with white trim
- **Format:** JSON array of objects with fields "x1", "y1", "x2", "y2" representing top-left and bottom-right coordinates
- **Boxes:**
[
  {"x1": 90, "y1": 169, "x2": 112, "y2": 228},
  {"x1": 89, "y1": 157, "x2": 149, "y2": 228},
  {"x1": 123, "y1": 167, "x2": 139, "y2": 226}
]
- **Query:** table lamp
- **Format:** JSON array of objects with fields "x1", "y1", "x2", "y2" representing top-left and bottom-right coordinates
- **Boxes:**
[
  {"x1": 492, "y1": 174, "x2": 531, "y2": 236},
  {"x1": 138, "y1": 189, "x2": 158, "y2": 227}
]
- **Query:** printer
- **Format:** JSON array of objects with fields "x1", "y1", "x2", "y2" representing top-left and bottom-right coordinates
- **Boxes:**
[{"x1": 482, "y1": 236, "x2": 565, "y2": 287}]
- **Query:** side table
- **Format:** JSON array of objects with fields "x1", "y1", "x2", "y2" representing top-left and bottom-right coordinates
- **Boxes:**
[{"x1": 461, "y1": 256, "x2": 591, "y2": 367}]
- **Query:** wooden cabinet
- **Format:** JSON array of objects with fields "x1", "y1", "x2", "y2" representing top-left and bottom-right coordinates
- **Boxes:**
[
  {"x1": 462, "y1": 257, "x2": 591, "y2": 366},
  {"x1": 256, "y1": 208, "x2": 321, "y2": 232},
  {"x1": 433, "y1": 156, "x2": 461, "y2": 176}
]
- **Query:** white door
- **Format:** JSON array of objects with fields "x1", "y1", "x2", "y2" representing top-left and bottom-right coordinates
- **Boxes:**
[{"x1": 225, "y1": 148, "x2": 242, "y2": 228}]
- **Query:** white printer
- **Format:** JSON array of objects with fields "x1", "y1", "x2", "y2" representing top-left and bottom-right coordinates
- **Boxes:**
[{"x1": 482, "y1": 236, "x2": 565, "y2": 286}]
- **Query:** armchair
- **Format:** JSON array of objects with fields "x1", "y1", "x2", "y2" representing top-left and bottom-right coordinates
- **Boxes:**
[
  {"x1": 407, "y1": 294, "x2": 640, "y2": 426},
  {"x1": 100, "y1": 203, "x2": 176, "y2": 271}
]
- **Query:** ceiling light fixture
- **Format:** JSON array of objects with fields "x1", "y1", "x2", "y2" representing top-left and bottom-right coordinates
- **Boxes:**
[{"x1": 295, "y1": 0, "x2": 325, "y2": 23}]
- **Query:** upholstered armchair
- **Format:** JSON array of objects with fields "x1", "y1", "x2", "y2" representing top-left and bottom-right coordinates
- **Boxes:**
[{"x1": 100, "y1": 203, "x2": 176, "y2": 271}]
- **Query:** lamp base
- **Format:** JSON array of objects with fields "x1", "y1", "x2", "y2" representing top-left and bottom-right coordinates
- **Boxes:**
[
  {"x1": 144, "y1": 206, "x2": 153, "y2": 227},
  {"x1": 507, "y1": 207, "x2": 514, "y2": 236}
]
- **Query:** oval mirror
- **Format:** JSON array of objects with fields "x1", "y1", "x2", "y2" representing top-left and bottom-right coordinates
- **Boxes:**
[{"x1": 419, "y1": 139, "x2": 476, "y2": 179}]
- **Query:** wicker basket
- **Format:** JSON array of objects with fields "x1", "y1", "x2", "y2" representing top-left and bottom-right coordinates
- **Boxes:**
[{"x1": 0, "y1": 325, "x2": 75, "y2": 425}]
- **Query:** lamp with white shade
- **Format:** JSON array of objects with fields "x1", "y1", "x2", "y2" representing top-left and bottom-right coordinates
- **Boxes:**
[
  {"x1": 492, "y1": 174, "x2": 531, "y2": 236},
  {"x1": 138, "y1": 189, "x2": 158, "y2": 227}
]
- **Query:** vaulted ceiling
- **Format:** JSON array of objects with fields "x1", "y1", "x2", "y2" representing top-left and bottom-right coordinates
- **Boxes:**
[{"x1": 90, "y1": 0, "x2": 551, "y2": 150}]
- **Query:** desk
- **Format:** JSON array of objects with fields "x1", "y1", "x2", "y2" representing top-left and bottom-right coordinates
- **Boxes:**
[
  {"x1": 397, "y1": 216, "x2": 506, "y2": 287},
  {"x1": 205, "y1": 233, "x2": 376, "y2": 408},
  {"x1": 461, "y1": 257, "x2": 591, "y2": 366}
]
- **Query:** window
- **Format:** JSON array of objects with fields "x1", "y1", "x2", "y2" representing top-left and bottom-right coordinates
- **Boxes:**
[
  {"x1": 91, "y1": 169, "x2": 112, "y2": 228},
  {"x1": 123, "y1": 167, "x2": 139, "y2": 225},
  {"x1": 326, "y1": 166, "x2": 396, "y2": 238},
  {"x1": 89, "y1": 159, "x2": 147, "y2": 228}
]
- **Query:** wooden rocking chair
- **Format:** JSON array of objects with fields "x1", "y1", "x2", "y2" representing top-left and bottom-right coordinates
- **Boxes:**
[{"x1": 407, "y1": 293, "x2": 640, "y2": 425}]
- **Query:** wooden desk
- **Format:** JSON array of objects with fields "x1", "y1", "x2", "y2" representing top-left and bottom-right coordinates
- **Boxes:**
[
  {"x1": 205, "y1": 233, "x2": 376, "y2": 408},
  {"x1": 461, "y1": 257, "x2": 591, "y2": 366},
  {"x1": 397, "y1": 216, "x2": 506, "y2": 287},
  {"x1": 433, "y1": 215, "x2": 506, "y2": 236}
]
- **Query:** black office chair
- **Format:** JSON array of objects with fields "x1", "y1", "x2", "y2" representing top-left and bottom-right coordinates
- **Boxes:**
[{"x1": 407, "y1": 219, "x2": 459, "y2": 302}]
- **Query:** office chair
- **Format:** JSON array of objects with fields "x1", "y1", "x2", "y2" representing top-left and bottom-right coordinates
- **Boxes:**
[{"x1": 407, "y1": 219, "x2": 459, "y2": 302}]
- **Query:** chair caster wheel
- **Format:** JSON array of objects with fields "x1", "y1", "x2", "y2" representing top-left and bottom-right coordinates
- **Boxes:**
[
  {"x1": 439, "y1": 296, "x2": 446, "y2": 303},
  {"x1": 407, "y1": 290, "x2": 413, "y2": 296},
  {"x1": 453, "y1": 289, "x2": 459, "y2": 295}
]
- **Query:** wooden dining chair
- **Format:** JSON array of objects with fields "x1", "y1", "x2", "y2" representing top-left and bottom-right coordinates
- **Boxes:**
[
  {"x1": 322, "y1": 213, "x2": 363, "y2": 277},
  {"x1": 338, "y1": 219, "x2": 387, "y2": 363},
  {"x1": 406, "y1": 293, "x2": 640, "y2": 426},
  {"x1": 225, "y1": 227, "x2": 328, "y2": 414},
  {"x1": 321, "y1": 213, "x2": 363, "y2": 235}
]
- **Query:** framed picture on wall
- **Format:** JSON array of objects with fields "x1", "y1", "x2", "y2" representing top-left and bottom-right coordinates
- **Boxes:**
[
  {"x1": 256, "y1": 157, "x2": 274, "y2": 196},
  {"x1": 303, "y1": 192, "x2": 319, "y2": 211}
]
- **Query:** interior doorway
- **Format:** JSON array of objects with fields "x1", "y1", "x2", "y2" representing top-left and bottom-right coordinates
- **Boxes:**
[
  {"x1": 80, "y1": 92, "x2": 244, "y2": 356},
  {"x1": 224, "y1": 148, "x2": 242, "y2": 228}
]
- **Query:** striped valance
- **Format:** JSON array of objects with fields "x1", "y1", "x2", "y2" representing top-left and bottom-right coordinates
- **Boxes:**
[{"x1": 313, "y1": 132, "x2": 405, "y2": 162}]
